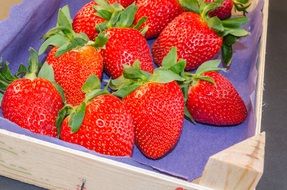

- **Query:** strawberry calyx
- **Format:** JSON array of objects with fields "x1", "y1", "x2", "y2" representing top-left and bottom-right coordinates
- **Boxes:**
[
  {"x1": 181, "y1": 59, "x2": 224, "y2": 120},
  {"x1": 179, "y1": 0, "x2": 249, "y2": 66},
  {"x1": 110, "y1": 47, "x2": 186, "y2": 98},
  {"x1": 233, "y1": 0, "x2": 251, "y2": 16},
  {"x1": 94, "y1": 1, "x2": 148, "y2": 48},
  {"x1": 56, "y1": 75, "x2": 109, "y2": 136},
  {"x1": 39, "y1": 5, "x2": 91, "y2": 57}
]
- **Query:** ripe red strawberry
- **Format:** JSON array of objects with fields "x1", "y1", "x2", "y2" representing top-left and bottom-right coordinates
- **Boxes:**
[
  {"x1": 153, "y1": 12, "x2": 222, "y2": 70},
  {"x1": 135, "y1": 0, "x2": 183, "y2": 39},
  {"x1": 73, "y1": 1, "x2": 105, "y2": 40},
  {"x1": 111, "y1": 48, "x2": 185, "y2": 159},
  {"x1": 184, "y1": 60, "x2": 247, "y2": 126},
  {"x1": 46, "y1": 46, "x2": 103, "y2": 106},
  {"x1": 1, "y1": 48, "x2": 64, "y2": 137},
  {"x1": 102, "y1": 28, "x2": 153, "y2": 78},
  {"x1": 152, "y1": 4, "x2": 249, "y2": 70},
  {"x1": 40, "y1": 6, "x2": 104, "y2": 106},
  {"x1": 108, "y1": 0, "x2": 135, "y2": 7},
  {"x1": 59, "y1": 76, "x2": 134, "y2": 156},
  {"x1": 94, "y1": 3, "x2": 153, "y2": 78},
  {"x1": 206, "y1": 0, "x2": 233, "y2": 19}
]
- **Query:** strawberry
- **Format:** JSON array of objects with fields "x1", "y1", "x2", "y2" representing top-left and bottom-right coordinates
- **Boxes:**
[
  {"x1": 182, "y1": 60, "x2": 247, "y2": 126},
  {"x1": 205, "y1": 0, "x2": 251, "y2": 20},
  {"x1": 206, "y1": 0, "x2": 234, "y2": 19},
  {"x1": 58, "y1": 76, "x2": 134, "y2": 156},
  {"x1": 94, "y1": 3, "x2": 153, "y2": 79},
  {"x1": 73, "y1": 1, "x2": 105, "y2": 40},
  {"x1": 1, "y1": 48, "x2": 64, "y2": 137},
  {"x1": 134, "y1": 0, "x2": 184, "y2": 39},
  {"x1": 152, "y1": 1, "x2": 249, "y2": 70},
  {"x1": 108, "y1": 0, "x2": 135, "y2": 7},
  {"x1": 40, "y1": 6, "x2": 104, "y2": 106},
  {"x1": 111, "y1": 48, "x2": 185, "y2": 159}
]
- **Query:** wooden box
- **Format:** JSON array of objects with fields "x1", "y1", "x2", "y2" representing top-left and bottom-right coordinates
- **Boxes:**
[{"x1": 0, "y1": 0, "x2": 268, "y2": 189}]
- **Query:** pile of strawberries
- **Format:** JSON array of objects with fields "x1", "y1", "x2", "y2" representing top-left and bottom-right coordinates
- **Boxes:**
[{"x1": 0, "y1": 0, "x2": 250, "y2": 159}]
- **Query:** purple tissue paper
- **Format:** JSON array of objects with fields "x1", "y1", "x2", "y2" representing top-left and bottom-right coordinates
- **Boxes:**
[{"x1": 0, "y1": 0, "x2": 264, "y2": 181}]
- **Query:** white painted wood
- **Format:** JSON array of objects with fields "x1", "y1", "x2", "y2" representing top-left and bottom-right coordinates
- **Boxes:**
[
  {"x1": 0, "y1": 129, "x2": 210, "y2": 190},
  {"x1": 199, "y1": 132, "x2": 265, "y2": 190}
]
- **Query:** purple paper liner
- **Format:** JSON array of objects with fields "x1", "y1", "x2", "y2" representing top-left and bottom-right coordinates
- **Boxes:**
[{"x1": 0, "y1": 0, "x2": 264, "y2": 181}]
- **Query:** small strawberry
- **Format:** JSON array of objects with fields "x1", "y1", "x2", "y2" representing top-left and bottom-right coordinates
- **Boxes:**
[
  {"x1": 134, "y1": 0, "x2": 184, "y2": 39},
  {"x1": 58, "y1": 75, "x2": 134, "y2": 156},
  {"x1": 1, "y1": 48, "x2": 64, "y2": 137},
  {"x1": 73, "y1": 1, "x2": 105, "y2": 40},
  {"x1": 111, "y1": 48, "x2": 185, "y2": 159},
  {"x1": 182, "y1": 60, "x2": 247, "y2": 126},
  {"x1": 108, "y1": 0, "x2": 135, "y2": 7},
  {"x1": 40, "y1": 6, "x2": 104, "y2": 106},
  {"x1": 95, "y1": 3, "x2": 153, "y2": 79},
  {"x1": 153, "y1": 1, "x2": 249, "y2": 70},
  {"x1": 205, "y1": 0, "x2": 251, "y2": 20}
]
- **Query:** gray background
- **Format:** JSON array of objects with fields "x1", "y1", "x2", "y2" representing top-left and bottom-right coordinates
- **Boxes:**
[{"x1": 0, "y1": 0, "x2": 287, "y2": 189}]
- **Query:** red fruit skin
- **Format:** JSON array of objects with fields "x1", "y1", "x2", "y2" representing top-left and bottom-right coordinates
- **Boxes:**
[
  {"x1": 102, "y1": 28, "x2": 154, "y2": 79},
  {"x1": 47, "y1": 46, "x2": 103, "y2": 106},
  {"x1": 108, "y1": 0, "x2": 135, "y2": 7},
  {"x1": 1, "y1": 78, "x2": 63, "y2": 137},
  {"x1": 206, "y1": 0, "x2": 233, "y2": 20},
  {"x1": 124, "y1": 82, "x2": 184, "y2": 159},
  {"x1": 73, "y1": 1, "x2": 105, "y2": 40},
  {"x1": 152, "y1": 12, "x2": 223, "y2": 71},
  {"x1": 60, "y1": 94, "x2": 134, "y2": 156},
  {"x1": 187, "y1": 72, "x2": 247, "y2": 126},
  {"x1": 135, "y1": 0, "x2": 183, "y2": 39}
]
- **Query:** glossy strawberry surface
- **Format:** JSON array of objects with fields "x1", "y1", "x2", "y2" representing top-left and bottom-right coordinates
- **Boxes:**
[
  {"x1": 2, "y1": 78, "x2": 63, "y2": 137},
  {"x1": 102, "y1": 28, "x2": 154, "y2": 79},
  {"x1": 187, "y1": 72, "x2": 247, "y2": 126},
  {"x1": 152, "y1": 12, "x2": 223, "y2": 70},
  {"x1": 124, "y1": 81, "x2": 184, "y2": 159},
  {"x1": 135, "y1": 0, "x2": 183, "y2": 39},
  {"x1": 108, "y1": 0, "x2": 135, "y2": 7},
  {"x1": 73, "y1": 1, "x2": 105, "y2": 40},
  {"x1": 47, "y1": 46, "x2": 103, "y2": 106},
  {"x1": 60, "y1": 94, "x2": 134, "y2": 156}
]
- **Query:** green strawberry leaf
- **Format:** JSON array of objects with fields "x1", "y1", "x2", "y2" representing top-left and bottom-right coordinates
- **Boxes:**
[
  {"x1": 38, "y1": 62, "x2": 55, "y2": 82},
  {"x1": 56, "y1": 105, "x2": 73, "y2": 138},
  {"x1": 133, "y1": 17, "x2": 147, "y2": 30},
  {"x1": 0, "y1": 93, "x2": 3, "y2": 104},
  {"x1": 69, "y1": 102, "x2": 86, "y2": 133},
  {"x1": 116, "y1": 3, "x2": 137, "y2": 28},
  {"x1": 0, "y1": 60, "x2": 18, "y2": 92},
  {"x1": 195, "y1": 59, "x2": 222, "y2": 75},
  {"x1": 95, "y1": 0, "x2": 114, "y2": 11},
  {"x1": 224, "y1": 28, "x2": 249, "y2": 37},
  {"x1": 179, "y1": 0, "x2": 200, "y2": 13},
  {"x1": 123, "y1": 61, "x2": 150, "y2": 81},
  {"x1": 222, "y1": 17, "x2": 248, "y2": 28},
  {"x1": 150, "y1": 70, "x2": 185, "y2": 83},
  {"x1": 97, "y1": 9, "x2": 113, "y2": 20},
  {"x1": 184, "y1": 106, "x2": 196, "y2": 123},
  {"x1": 57, "y1": 5, "x2": 72, "y2": 29},
  {"x1": 113, "y1": 82, "x2": 141, "y2": 98},
  {"x1": 162, "y1": 47, "x2": 178, "y2": 69},
  {"x1": 207, "y1": 17, "x2": 224, "y2": 33},
  {"x1": 94, "y1": 32, "x2": 109, "y2": 48},
  {"x1": 222, "y1": 44, "x2": 233, "y2": 67},
  {"x1": 25, "y1": 48, "x2": 40, "y2": 79},
  {"x1": 15, "y1": 64, "x2": 28, "y2": 78},
  {"x1": 39, "y1": 34, "x2": 68, "y2": 55},
  {"x1": 85, "y1": 89, "x2": 109, "y2": 102},
  {"x1": 82, "y1": 75, "x2": 101, "y2": 94},
  {"x1": 169, "y1": 59, "x2": 187, "y2": 76}
]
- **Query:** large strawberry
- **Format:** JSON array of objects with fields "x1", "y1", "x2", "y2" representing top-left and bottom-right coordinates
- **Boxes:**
[
  {"x1": 152, "y1": 1, "x2": 249, "y2": 70},
  {"x1": 95, "y1": 2, "x2": 153, "y2": 79},
  {"x1": 108, "y1": 0, "x2": 135, "y2": 7},
  {"x1": 111, "y1": 48, "x2": 185, "y2": 159},
  {"x1": 1, "y1": 48, "x2": 64, "y2": 137},
  {"x1": 58, "y1": 75, "x2": 134, "y2": 156},
  {"x1": 182, "y1": 60, "x2": 247, "y2": 126},
  {"x1": 40, "y1": 6, "x2": 104, "y2": 106},
  {"x1": 134, "y1": 0, "x2": 184, "y2": 39}
]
